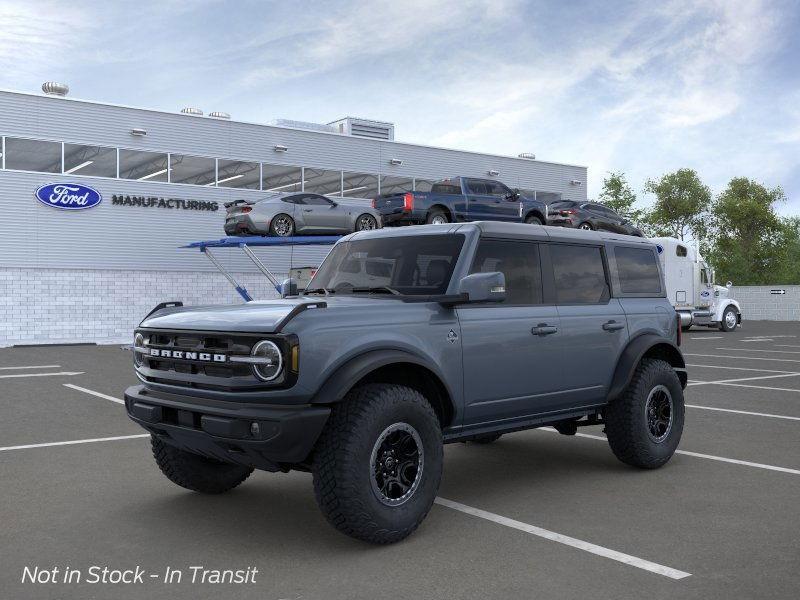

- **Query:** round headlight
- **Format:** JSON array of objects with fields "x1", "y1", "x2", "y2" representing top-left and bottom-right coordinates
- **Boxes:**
[
  {"x1": 251, "y1": 340, "x2": 283, "y2": 381},
  {"x1": 133, "y1": 333, "x2": 145, "y2": 368}
]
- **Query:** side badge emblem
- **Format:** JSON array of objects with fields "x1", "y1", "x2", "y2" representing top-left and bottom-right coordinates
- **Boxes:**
[{"x1": 447, "y1": 329, "x2": 458, "y2": 344}]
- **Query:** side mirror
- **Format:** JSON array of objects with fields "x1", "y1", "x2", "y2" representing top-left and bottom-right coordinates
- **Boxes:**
[
  {"x1": 456, "y1": 272, "x2": 506, "y2": 303},
  {"x1": 329, "y1": 201, "x2": 338, "y2": 208},
  {"x1": 279, "y1": 278, "x2": 299, "y2": 297}
]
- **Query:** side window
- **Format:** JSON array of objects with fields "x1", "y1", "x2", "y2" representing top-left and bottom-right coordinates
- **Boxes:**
[
  {"x1": 614, "y1": 247, "x2": 662, "y2": 294},
  {"x1": 466, "y1": 179, "x2": 488, "y2": 195},
  {"x1": 676, "y1": 245, "x2": 688, "y2": 257},
  {"x1": 282, "y1": 195, "x2": 304, "y2": 204},
  {"x1": 550, "y1": 244, "x2": 610, "y2": 304},
  {"x1": 430, "y1": 181, "x2": 462, "y2": 194},
  {"x1": 304, "y1": 195, "x2": 333, "y2": 206},
  {"x1": 469, "y1": 240, "x2": 542, "y2": 305},
  {"x1": 485, "y1": 181, "x2": 511, "y2": 197}
]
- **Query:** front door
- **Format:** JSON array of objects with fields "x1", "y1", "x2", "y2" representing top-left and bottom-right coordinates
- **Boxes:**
[
  {"x1": 547, "y1": 243, "x2": 629, "y2": 407},
  {"x1": 298, "y1": 195, "x2": 348, "y2": 232},
  {"x1": 464, "y1": 179, "x2": 496, "y2": 221},
  {"x1": 459, "y1": 238, "x2": 565, "y2": 428}
]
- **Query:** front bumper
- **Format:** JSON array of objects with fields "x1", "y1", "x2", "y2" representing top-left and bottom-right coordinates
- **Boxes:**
[{"x1": 124, "y1": 385, "x2": 330, "y2": 471}]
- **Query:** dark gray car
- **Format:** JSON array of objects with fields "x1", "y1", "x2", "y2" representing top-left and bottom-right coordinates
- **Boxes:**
[
  {"x1": 125, "y1": 222, "x2": 686, "y2": 544},
  {"x1": 224, "y1": 192, "x2": 382, "y2": 236}
]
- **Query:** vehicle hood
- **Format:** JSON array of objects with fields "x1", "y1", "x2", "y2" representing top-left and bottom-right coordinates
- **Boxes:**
[{"x1": 139, "y1": 296, "x2": 401, "y2": 333}]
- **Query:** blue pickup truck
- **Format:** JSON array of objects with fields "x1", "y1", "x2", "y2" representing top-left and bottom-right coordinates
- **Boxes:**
[{"x1": 372, "y1": 177, "x2": 548, "y2": 226}]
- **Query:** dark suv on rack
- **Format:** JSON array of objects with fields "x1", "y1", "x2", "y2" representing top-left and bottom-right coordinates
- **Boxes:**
[
  {"x1": 547, "y1": 200, "x2": 644, "y2": 236},
  {"x1": 125, "y1": 222, "x2": 686, "y2": 544}
]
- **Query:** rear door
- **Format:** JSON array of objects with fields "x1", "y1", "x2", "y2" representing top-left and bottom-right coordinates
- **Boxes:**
[
  {"x1": 464, "y1": 179, "x2": 496, "y2": 221},
  {"x1": 547, "y1": 242, "x2": 629, "y2": 407},
  {"x1": 458, "y1": 238, "x2": 563, "y2": 427}
]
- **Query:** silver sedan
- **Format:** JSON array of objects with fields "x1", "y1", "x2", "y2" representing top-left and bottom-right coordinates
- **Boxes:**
[{"x1": 224, "y1": 192, "x2": 382, "y2": 237}]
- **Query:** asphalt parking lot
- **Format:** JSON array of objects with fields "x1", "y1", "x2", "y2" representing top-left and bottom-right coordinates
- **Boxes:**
[{"x1": 2, "y1": 321, "x2": 799, "y2": 600}]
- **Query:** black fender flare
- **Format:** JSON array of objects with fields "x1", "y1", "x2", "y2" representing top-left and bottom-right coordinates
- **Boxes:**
[
  {"x1": 310, "y1": 349, "x2": 455, "y2": 407},
  {"x1": 607, "y1": 334, "x2": 686, "y2": 401}
]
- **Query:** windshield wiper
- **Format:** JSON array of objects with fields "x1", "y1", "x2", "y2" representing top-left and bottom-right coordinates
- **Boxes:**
[
  {"x1": 350, "y1": 286, "x2": 402, "y2": 295},
  {"x1": 303, "y1": 287, "x2": 333, "y2": 296}
]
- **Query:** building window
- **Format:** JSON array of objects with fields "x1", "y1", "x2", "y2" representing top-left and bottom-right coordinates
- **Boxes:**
[
  {"x1": 4, "y1": 137, "x2": 61, "y2": 173},
  {"x1": 63, "y1": 144, "x2": 117, "y2": 177},
  {"x1": 342, "y1": 171, "x2": 379, "y2": 198},
  {"x1": 119, "y1": 149, "x2": 169, "y2": 182},
  {"x1": 216, "y1": 159, "x2": 260, "y2": 189},
  {"x1": 379, "y1": 175, "x2": 413, "y2": 195},
  {"x1": 304, "y1": 168, "x2": 342, "y2": 196},
  {"x1": 263, "y1": 163, "x2": 302, "y2": 192},
  {"x1": 414, "y1": 178, "x2": 436, "y2": 192},
  {"x1": 170, "y1": 154, "x2": 216, "y2": 186}
]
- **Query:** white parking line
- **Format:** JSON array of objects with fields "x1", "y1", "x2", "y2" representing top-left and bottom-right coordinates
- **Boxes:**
[
  {"x1": 0, "y1": 371, "x2": 84, "y2": 379},
  {"x1": 718, "y1": 348, "x2": 800, "y2": 355},
  {"x1": 775, "y1": 344, "x2": 800, "y2": 349},
  {"x1": 712, "y1": 382, "x2": 800, "y2": 394},
  {"x1": 685, "y1": 363, "x2": 797, "y2": 374},
  {"x1": 688, "y1": 336, "x2": 723, "y2": 340},
  {"x1": 63, "y1": 383, "x2": 124, "y2": 404},
  {"x1": 0, "y1": 434, "x2": 149, "y2": 453},
  {"x1": 0, "y1": 365, "x2": 61, "y2": 370},
  {"x1": 539, "y1": 429, "x2": 800, "y2": 475},
  {"x1": 686, "y1": 404, "x2": 800, "y2": 421},
  {"x1": 686, "y1": 372, "x2": 800, "y2": 387},
  {"x1": 435, "y1": 497, "x2": 691, "y2": 579},
  {"x1": 684, "y1": 353, "x2": 800, "y2": 364},
  {"x1": 739, "y1": 339, "x2": 773, "y2": 343}
]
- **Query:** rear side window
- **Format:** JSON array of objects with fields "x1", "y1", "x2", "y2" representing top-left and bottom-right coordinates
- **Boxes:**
[
  {"x1": 431, "y1": 180, "x2": 462, "y2": 194},
  {"x1": 615, "y1": 247, "x2": 662, "y2": 294},
  {"x1": 470, "y1": 240, "x2": 542, "y2": 305},
  {"x1": 550, "y1": 245, "x2": 609, "y2": 304}
]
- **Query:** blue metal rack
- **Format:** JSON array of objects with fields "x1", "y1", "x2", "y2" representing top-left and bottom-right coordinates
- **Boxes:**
[{"x1": 183, "y1": 236, "x2": 341, "y2": 301}]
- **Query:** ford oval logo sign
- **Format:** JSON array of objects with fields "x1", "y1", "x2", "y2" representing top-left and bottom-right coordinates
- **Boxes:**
[{"x1": 35, "y1": 183, "x2": 102, "y2": 210}]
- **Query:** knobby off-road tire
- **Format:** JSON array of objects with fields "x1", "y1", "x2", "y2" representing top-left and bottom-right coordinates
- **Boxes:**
[
  {"x1": 151, "y1": 436, "x2": 253, "y2": 494},
  {"x1": 312, "y1": 384, "x2": 443, "y2": 544},
  {"x1": 604, "y1": 359, "x2": 684, "y2": 469}
]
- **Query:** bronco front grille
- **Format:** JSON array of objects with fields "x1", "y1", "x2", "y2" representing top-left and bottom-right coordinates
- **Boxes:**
[{"x1": 135, "y1": 329, "x2": 291, "y2": 392}]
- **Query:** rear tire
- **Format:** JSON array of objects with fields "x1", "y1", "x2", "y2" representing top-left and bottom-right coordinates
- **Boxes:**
[
  {"x1": 426, "y1": 209, "x2": 449, "y2": 225},
  {"x1": 151, "y1": 436, "x2": 253, "y2": 494},
  {"x1": 269, "y1": 213, "x2": 295, "y2": 237},
  {"x1": 604, "y1": 359, "x2": 684, "y2": 469},
  {"x1": 719, "y1": 306, "x2": 738, "y2": 332},
  {"x1": 312, "y1": 384, "x2": 443, "y2": 544},
  {"x1": 578, "y1": 222, "x2": 593, "y2": 230},
  {"x1": 525, "y1": 214, "x2": 543, "y2": 225}
]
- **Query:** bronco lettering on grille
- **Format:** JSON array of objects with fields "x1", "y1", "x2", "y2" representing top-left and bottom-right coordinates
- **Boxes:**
[{"x1": 149, "y1": 349, "x2": 227, "y2": 362}]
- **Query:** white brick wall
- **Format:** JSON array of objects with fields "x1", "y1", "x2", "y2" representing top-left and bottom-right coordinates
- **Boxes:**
[
  {"x1": 729, "y1": 286, "x2": 800, "y2": 322},
  {"x1": 0, "y1": 268, "x2": 281, "y2": 347}
]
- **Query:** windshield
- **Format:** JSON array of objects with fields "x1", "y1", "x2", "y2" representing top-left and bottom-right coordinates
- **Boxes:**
[{"x1": 306, "y1": 234, "x2": 465, "y2": 296}]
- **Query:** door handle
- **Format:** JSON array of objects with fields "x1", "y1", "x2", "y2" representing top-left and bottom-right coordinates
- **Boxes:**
[
  {"x1": 532, "y1": 323, "x2": 558, "y2": 336},
  {"x1": 602, "y1": 320, "x2": 625, "y2": 331},
  {"x1": 303, "y1": 209, "x2": 313, "y2": 212}
]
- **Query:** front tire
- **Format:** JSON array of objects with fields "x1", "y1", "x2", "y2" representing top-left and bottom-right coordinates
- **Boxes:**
[
  {"x1": 604, "y1": 359, "x2": 684, "y2": 469},
  {"x1": 269, "y1": 213, "x2": 295, "y2": 237},
  {"x1": 151, "y1": 436, "x2": 253, "y2": 494},
  {"x1": 578, "y1": 222, "x2": 593, "y2": 231},
  {"x1": 525, "y1": 214, "x2": 543, "y2": 225},
  {"x1": 355, "y1": 213, "x2": 378, "y2": 231},
  {"x1": 312, "y1": 384, "x2": 443, "y2": 544},
  {"x1": 719, "y1": 306, "x2": 738, "y2": 332}
]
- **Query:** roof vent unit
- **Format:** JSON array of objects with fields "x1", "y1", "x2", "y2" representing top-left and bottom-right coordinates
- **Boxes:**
[
  {"x1": 42, "y1": 82, "x2": 69, "y2": 96},
  {"x1": 269, "y1": 119, "x2": 337, "y2": 134},
  {"x1": 209, "y1": 111, "x2": 230, "y2": 119},
  {"x1": 328, "y1": 117, "x2": 394, "y2": 141},
  {"x1": 180, "y1": 107, "x2": 203, "y2": 116},
  {"x1": 518, "y1": 152, "x2": 536, "y2": 160}
]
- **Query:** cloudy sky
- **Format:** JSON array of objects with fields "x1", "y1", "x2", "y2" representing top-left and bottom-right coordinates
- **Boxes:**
[{"x1": 1, "y1": 0, "x2": 798, "y2": 211}]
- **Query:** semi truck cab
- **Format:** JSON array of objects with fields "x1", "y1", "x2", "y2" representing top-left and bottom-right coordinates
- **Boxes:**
[{"x1": 652, "y1": 237, "x2": 742, "y2": 332}]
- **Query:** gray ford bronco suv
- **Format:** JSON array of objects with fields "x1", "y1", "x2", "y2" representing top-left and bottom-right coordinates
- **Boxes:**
[{"x1": 125, "y1": 222, "x2": 687, "y2": 544}]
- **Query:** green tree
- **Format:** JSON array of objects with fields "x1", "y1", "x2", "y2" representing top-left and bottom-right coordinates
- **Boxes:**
[
  {"x1": 706, "y1": 178, "x2": 790, "y2": 285},
  {"x1": 598, "y1": 171, "x2": 641, "y2": 222},
  {"x1": 642, "y1": 169, "x2": 711, "y2": 241}
]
